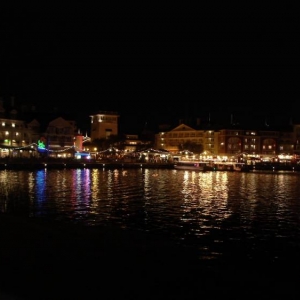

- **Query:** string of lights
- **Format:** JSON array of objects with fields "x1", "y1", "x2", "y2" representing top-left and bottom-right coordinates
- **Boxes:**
[
  {"x1": 0, "y1": 137, "x2": 171, "y2": 155},
  {"x1": 0, "y1": 143, "x2": 78, "y2": 153},
  {"x1": 0, "y1": 144, "x2": 163, "y2": 154},
  {"x1": 0, "y1": 135, "x2": 92, "y2": 153}
]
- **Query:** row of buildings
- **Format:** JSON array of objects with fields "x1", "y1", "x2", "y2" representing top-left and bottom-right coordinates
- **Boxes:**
[
  {"x1": 1, "y1": 97, "x2": 300, "y2": 163},
  {"x1": 156, "y1": 123, "x2": 300, "y2": 163}
]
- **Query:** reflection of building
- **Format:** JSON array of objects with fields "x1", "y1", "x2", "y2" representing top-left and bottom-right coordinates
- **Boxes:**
[{"x1": 90, "y1": 111, "x2": 119, "y2": 141}]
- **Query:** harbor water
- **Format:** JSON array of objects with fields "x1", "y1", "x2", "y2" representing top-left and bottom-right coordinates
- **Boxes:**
[
  {"x1": 1, "y1": 167, "x2": 300, "y2": 299},
  {"x1": 1, "y1": 167, "x2": 300, "y2": 260}
]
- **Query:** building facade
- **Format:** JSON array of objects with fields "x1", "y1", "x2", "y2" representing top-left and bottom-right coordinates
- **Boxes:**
[
  {"x1": 43, "y1": 117, "x2": 77, "y2": 158},
  {"x1": 155, "y1": 123, "x2": 298, "y2": 162},
  {"x1": 89, "y1": 111, "x2": 119, "y2": 141},
  {"x1": 0, "y1": 117, "x2": 35, "y2": 158},
  {"x1": 155, "y1": 123, "x2": 219, "y2": 157}
]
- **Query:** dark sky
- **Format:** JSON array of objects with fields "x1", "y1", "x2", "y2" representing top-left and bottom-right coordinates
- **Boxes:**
[{"x1": 1, "y1": 4, "x2": 300, "y2": 133}]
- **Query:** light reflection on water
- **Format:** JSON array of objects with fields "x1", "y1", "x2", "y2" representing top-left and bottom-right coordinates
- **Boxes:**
[{"x1": 1, "y1": 168, "x2": 300, "y2": 262}]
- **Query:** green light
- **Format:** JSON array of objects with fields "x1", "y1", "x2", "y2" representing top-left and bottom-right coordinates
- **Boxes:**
[{"x1": 38, "y1": 140, "x2": 46, "y2": 149}]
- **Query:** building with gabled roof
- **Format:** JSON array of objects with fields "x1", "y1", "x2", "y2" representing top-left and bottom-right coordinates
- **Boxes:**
[
  {"x1": 42, "y1": 117, "x2": 77, "y2": 157},
  {"x1": 155, "y1": 123, "x2": 219, "y2": 156}
]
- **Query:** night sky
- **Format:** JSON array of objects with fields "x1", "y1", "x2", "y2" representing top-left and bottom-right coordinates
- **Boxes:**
[{"x1": 1, "y1": 4, "x2": 300, "y2": 133}]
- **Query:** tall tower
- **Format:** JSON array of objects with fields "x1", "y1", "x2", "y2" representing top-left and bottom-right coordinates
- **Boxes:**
[
  {"x1": 89, "y1": 111, "x2": 119, "y2": 141},
  {"x1": 74, "y1": 134, "x2": 83, "y2": 152}
]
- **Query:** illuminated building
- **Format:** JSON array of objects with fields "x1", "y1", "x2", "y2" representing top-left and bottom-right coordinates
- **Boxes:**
[{"x1": 89, "y1": 111, "x2": 119, "y2": 141}]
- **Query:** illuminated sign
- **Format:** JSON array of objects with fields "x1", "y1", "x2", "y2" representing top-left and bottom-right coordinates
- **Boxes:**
[{"x1": 37, "y1": 137, "x2": 47, "y2": 153}]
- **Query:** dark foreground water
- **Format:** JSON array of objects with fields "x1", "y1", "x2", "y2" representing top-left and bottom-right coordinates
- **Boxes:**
[
  {"x1": 1, "y1": 167, "x2": 300, "y2": 265},
  {"x1": 1, "y1": 167, "x2": 300, "y2": 299}
]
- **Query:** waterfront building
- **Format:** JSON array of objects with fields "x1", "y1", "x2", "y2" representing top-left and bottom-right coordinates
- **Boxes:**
[
  {"x1": 0, "y1": 117, "x2": 34, "y2": 158},
  {"x1": 0, "y1": 95, "x2": 299, "y2": 163},
  {"x1": 122, "y1": 134, "x2": 141, "y2": 152},
  {"x1": 218, "y1": 127, "x2": 295, "y2": 162},
  {"x1": 292, "y1": 124, "x2": 300, "y2": 157},
  {"x1": 89, "y1": 111, "x2": 119, "y2": 141},
  {"x1": 156, "y1": 122, "x2": 298, "y2": 163},
  {"x1": 43, "y1": 117, "x2": 77, "y2": 158},
  {"x1": 155, "y1": 123, "x2": 220, "y2": 158},
  {"x1": 0, "y1": 98, "x2": 37, "y2": 158}
]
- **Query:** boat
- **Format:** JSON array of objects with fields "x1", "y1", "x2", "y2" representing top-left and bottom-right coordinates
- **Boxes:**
[
  {"x1": 232, "y1": 162, "x2": 250, "y2": 172},
  {"x1": 212, "y1": 162, "x2": 250, "y2": 172},
  {"x1": 174, "y1": 161, "x2": 208, "y2": 171},
  {"x1": 213, "y1": 162, "x2": 234, "y2": 171}
]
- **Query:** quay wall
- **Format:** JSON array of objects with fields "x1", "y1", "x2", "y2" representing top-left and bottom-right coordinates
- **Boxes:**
[
  {"x1": 0, "y1": 159, "x2": 300, "y2": 172},
  {"x1": 0, "y1": 161, "x2": 175, "y2": 170}
]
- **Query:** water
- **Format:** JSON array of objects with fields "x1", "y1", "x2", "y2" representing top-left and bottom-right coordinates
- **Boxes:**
[{"x1": 1, "y1": 167, "x2": 300, "y2": 266}]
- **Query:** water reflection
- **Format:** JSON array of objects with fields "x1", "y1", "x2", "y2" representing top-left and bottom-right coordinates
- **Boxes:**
[
  {"x1": 1, "y1": 168, "x2": 300, "y2": 262},
  {"x1": 34, "y1": 170, "x2": 47, "y2": 216}
]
